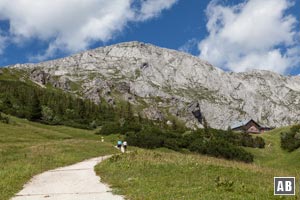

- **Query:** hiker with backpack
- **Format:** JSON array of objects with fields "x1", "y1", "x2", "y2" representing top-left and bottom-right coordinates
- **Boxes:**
[{"x1": 117, "y1": 140, "x2": 122, "y2": 149}]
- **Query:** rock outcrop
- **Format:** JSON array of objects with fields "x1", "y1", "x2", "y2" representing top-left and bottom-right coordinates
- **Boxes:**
[
  {"x1": 8, "y1": 41, "x2": 300, "y2": 129},
  {"x1": 142, "y1": 106, "x2": 164, "y2": 121},
  {"x1": 30, "y1": 69, "x2": 50, "y2": 85}
]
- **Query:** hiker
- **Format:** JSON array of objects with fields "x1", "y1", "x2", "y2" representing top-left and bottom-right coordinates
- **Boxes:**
[
  {"x1": 123, "y1": 141, "x2": 127, "y2": 152},
  {"x1": 121, "y1": 145, "x2": 125, "y2": 153},
  {"x1": 117, "y1": 140, "x2": 122, "y2": 149}
]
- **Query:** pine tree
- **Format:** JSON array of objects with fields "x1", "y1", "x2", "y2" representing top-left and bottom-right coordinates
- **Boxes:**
[
  {"x1": 172, "y1": 118, "x2": 178, "y2": 131},
  {"x1": 203, "y1": 116, "x2": 209, "y2": 134},
  {"x1": 137, "y1": 112, "x2": 143, "y2": 123},
  {"x1": 203, "y1": 116, "x2": 213, "y2": 139},
  {"x1": 125, "y1": 102, "x2": 134, "y2": 121},
  {"x1": 227, "y1": 126, "x2": 233, "y2": 133},
  {"x1": 28, "y1": 91, "x2": 42, "y2": 121}
]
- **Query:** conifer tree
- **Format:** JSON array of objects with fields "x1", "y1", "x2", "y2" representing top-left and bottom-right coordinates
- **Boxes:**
[
  {"x1": 125, "y1": 102, "x2": 134, "y2": 121},
  {"x1": 28, "y1": 91, "x2": 42, "y2": 121},
  {"x1": 203, "y1": 116, "x2": 209, "y2": 134}
]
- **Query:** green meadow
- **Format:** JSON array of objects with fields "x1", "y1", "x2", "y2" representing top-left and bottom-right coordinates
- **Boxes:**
[
  {"x1": 1, "y1": 114, "x2": 300, "y2": 200},
  {"x1": 96, "y1": 127, "x2": 300, "y2": 200},
  {"x1": 0, "y1": 116, "x2": 118, "y2": 200}
]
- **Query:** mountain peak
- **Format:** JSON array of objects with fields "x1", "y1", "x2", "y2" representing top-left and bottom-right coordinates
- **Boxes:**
[{"x1": 7, "y1": 42, "x2": 300, "y2": 130}]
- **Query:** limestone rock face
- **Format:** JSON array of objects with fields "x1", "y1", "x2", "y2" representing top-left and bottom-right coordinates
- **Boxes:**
[
  {"x1": 142, "y1": 106, "x2": 164, "y2": 121},
  {"x1": 187, "y1": 101, "x2": 202, "y2": 124},
  {"x1": 55, "y1": 76, "x2": 71, "y2": 91},
  {"x1": 30, "y1": 69, "x2": 50, "y2": 85},
  {"x1": 9, "y1": 41, "x2": 300, "y2": 129}
]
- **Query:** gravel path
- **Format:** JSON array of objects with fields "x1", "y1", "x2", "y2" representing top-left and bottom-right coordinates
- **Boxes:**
[{"x1": 12, "y1": 155, "x2": 124, "y2": 200}]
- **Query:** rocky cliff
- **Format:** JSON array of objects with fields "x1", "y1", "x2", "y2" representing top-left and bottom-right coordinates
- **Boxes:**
[{"x1": 8, "y1": 41, "x2": 300, "y2": 129}]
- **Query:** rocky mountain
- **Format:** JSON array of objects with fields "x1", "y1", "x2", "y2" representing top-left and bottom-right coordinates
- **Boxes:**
[{"x1": 7, "y1": 41, "x2": 300, "y2": 129}]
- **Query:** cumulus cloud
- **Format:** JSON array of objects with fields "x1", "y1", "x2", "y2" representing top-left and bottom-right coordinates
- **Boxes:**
[
  {"x1": 199, "y1": 0, "x2": 300, "y2": 74},
  {"x1": 178, "y1": 38, "x2": 199, "y2": 54},
  {"x1": 0, "y1": 27, "x2": 7, "y2": 55},
  {"x1": 0, "y1": 36, "x2": 6, "y2": 54},
  {"x1": 0, "y1": 0, "x2": 177, "y2": 60},
  {"x1": 136, "y1": 0, "x2": 178, "y2": 21}
]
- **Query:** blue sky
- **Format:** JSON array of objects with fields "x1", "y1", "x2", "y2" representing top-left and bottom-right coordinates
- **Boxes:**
[{"x1": 0, "y1": 0, "x2": 299, "y2": 75}]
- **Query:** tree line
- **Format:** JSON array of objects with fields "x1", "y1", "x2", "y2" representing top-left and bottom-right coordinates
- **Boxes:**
[
  {"x1": 0, "y1": 79, "x2": 266, "y2": 163},
  {"x1": 97, "y1": 106, "x2": 265, "y2": 163},
  {"x1": 0, "y1": 80, "x2": 115, "y2": 129}
]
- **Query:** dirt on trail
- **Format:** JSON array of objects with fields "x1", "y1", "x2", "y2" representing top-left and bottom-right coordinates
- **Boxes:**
[{"x1": 12, "y1": 155, "x2": 124, "y2": 200}]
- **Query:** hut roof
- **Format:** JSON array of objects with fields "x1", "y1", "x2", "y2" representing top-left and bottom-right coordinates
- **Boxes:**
[{"x1": 231, "y1": 119, "x2": 261, "y2": 129}]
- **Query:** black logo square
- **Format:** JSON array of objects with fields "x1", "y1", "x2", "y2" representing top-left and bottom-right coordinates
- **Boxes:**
[{"x1": 274, "y1": 177, "x2": 295, "y2": 195}]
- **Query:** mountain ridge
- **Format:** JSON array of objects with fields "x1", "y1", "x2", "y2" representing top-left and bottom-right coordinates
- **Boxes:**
[{"x1": 6, "y1": 41, "x2": 300, "y2": 129}]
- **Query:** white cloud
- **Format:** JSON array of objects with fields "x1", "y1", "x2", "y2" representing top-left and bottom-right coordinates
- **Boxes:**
[
  {"x1": 0, "y1": 38, "x2": 5, "y2": 54},
  {"x1": 178, "y1": 38, "x2": 198, "y2": 54},
  {"x1": 136, "y1": 0, "x2": 178, "y2": 21},
  {"x1": 0, "y1": 0, "x2": 177, "y2": 60},
  {"x1": 0, "y1": 31, "x2": 7, "y2": 55},
  {"x1": 199, "y1": 0, "x2": 300, "y2": 74}
]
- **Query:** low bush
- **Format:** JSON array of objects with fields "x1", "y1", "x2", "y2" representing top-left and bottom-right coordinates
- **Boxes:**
[
  {"x1": 238, "y1": 133, "x2": 265, "y2": 148},
  {"x1": 254, "y1": 136, "x2": 265, "y2": 148},
  {"x1": 121, "y1": 121, "x2": 142, "y2": 133},
  {"x1": 281, "y1": 125, "x2": 300, "y2": 152},
  {"x1": 188, "y1": 138, "x2": 253, "y2": 163},
  {"x1": 0, "y1": 112, "x2": 9, "y2": 124},
  {"x1": 126, "y1": 126, "x2": 165, "y2": 149},
  {"x1": 125, "y1": 125, "x2": 255, "y2": 163},
  {"x1": 96, "y1": 122, "x2": 122, "y2": 135}
]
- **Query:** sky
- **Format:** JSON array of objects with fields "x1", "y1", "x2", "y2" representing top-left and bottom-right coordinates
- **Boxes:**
[{"x1": 0, "y1": 0, "x2": 299, "y2": 75}]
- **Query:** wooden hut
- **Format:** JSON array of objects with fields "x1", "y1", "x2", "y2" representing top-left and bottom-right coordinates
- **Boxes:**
[{"x1": 231, "y1": 119, "x2": 271, "y2": 133}]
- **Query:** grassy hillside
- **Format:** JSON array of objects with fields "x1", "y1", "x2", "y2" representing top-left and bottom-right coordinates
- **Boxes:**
[
  {"x1": 247, "y1": 127, "x2": 300, "y2": 175},
  {"x1": 0, "y1": 115, "x2": 118, "y2": 200},
  {"x1": 96, "y1": 127, "x2": 300, "y2": 200}
]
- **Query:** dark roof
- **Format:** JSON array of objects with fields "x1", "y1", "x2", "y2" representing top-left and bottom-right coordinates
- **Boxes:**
[{"x1": 231, "y1": 119, "x2": 261, "y2": 129}]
